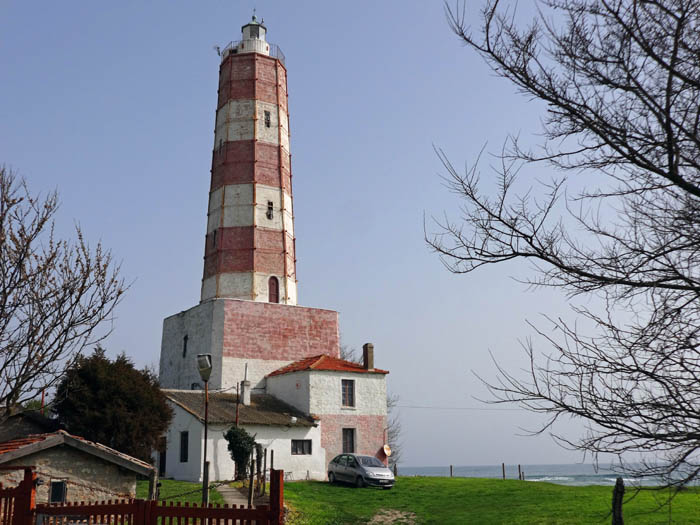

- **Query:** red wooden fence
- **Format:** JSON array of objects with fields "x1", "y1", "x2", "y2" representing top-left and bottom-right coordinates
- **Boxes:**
[
  {"x1": 1, "y1": 468, "x2": 284, "y2": 525},
  {"x1": 37, "y1": 470, "x2": 283, "y2": 525},
  {"x1": 0, "y1": 467, "x2": 36, "y2": 525}
]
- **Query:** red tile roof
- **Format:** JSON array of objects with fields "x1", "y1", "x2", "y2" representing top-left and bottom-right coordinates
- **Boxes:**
[
  {"x1": 0, "y1": 434, "x2": 49, "y2": 456},
  {"x1": 268, "y1": 354, "x2": 389, "y2": 377}
]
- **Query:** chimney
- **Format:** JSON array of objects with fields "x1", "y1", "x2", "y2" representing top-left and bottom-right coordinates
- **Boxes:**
[
  {"x1": 362, "y1": 343, "x2": 374, "y2": 371},
  {"x1": 241, "y1": 380, "x2": 251, "y2": 406}
]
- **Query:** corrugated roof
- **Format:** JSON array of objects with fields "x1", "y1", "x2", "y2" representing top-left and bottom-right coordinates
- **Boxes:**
[
  {"x1": 0, "y1": 430, "x2": 154, "y2": 475},
  {"x1": 267, "y1": 354, "x2": 389, "y2": 377},
  {"x1": 162, "y1": 390, "x2": 315, "y2": 427}
]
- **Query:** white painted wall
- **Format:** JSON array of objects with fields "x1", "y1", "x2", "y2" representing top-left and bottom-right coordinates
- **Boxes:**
[
  {"x1": 236, "y1": 39, "x2": 269, "y2": 56},
  {"x1": 252, "y1": 272, "x2": 296, "y2": 304},
  {"x1": 245, "y1": 424, "x2": 325, "y2": 481},
  {"x1": 265, "y1": 371, "x2": 311, "y2": 414},
  {"x1": 160, "y1": 301, "x2": 224, "y2": 389},
  {"x1": 207, "y1": 184, "x2": 293, "y2": 235},
  {"x1": 163, "y1": 403, "x2": 204, "y2": 482},
  {"x1": 200, "y1": 272, "x2": 297, "y2": 305},
  {"x1": 162, "y1": 404, "x2": 325, "y2": 482},
  {"x1": 309, "y1": 372, "x2": 387, "y2": 416},
  {"x1": 221, "y1": 356, "x2": 293, "y2": 391},
  {"x1": 206, "y1": 422, "x2": 237, "y2": 482},
  {"x1": 214, "y1": 101, "x2": 289, "y2": 150}
]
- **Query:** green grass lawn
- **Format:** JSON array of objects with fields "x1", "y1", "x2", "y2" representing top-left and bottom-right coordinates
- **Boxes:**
[
  {"x1": 284, "y1": 477, "x2": 700, "y2": 524},
  {"x1": 136, "y1": 479, "x2": 224, "y2": 504}
]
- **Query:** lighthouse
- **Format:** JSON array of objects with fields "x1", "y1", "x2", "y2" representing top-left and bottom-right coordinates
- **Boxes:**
[
  {"x1": 203, "y1": 15, "x2": 297, "y2": 305},
  {"x1": 159, "y1": 17, "x2": 340, "y2": 392}
]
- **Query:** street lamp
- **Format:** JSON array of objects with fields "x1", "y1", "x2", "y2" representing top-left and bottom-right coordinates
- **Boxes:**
[{"x1": 196, "y1": 353, "x2": 213, "y2": 506}]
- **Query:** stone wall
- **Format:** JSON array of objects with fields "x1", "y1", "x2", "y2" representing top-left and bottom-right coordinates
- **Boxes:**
[
  {"x1": 0, "y1": 446, "x2": 139, "y2": 503},
  {"x1": 319, "y1": 414, "x2": 388, "y2": 471},
  {"x1": 159, "y1": 299, "x2": 340, "y2": 390}
]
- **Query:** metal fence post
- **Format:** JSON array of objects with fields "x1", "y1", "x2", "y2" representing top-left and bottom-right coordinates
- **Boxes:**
[{"x1": 612, "y1": 477, "x2": 624, "y2": 525}]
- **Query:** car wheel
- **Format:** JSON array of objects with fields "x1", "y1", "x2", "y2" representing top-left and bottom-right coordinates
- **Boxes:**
[
  {"x1": 355, "y1": 476, "x2": 365, "y2": 488},
  {"x1": 328, "y1": 472, "x2": 336, "y2": 484}
]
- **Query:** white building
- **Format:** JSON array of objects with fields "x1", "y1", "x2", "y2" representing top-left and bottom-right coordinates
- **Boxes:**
[{"x1": 160, "y1": 350, "x2": 388, "y2": 482}]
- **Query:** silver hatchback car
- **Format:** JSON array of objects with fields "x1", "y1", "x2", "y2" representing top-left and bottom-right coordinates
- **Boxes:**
[{"x1": 328, "y1": 453, "x2": 395, "y2": 489}]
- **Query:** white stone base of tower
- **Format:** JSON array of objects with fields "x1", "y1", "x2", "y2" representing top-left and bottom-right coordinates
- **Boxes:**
[{"x1": 159, "y1": 299, "x2": 340, "y2": 391}]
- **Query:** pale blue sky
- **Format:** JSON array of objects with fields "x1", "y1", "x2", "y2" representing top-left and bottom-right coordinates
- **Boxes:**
[{"x1": 1, "y1": 1, "x2": 586, "y2": 467}]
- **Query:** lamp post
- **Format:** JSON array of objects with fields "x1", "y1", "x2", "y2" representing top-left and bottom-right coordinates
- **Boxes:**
[{"x1": 196, "y1": 353, "x2": 213, "y2": 506}]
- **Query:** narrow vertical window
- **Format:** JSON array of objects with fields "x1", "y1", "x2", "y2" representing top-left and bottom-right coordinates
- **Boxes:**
[
  {"x1": 342, "y1": 379, "x2": 355, "y2": 407},
  {"x1": 266, "y1": 201, "x2": 274, "y2": 219},
  {"x1": 342, "y1": 428, "x2": 355, "y2": 454},
  {"x1": 182, "y1": 335, "x2": 188, "y2": 358},
  {"x1": 180, "y1": 431, "x2": 189, "y2": 463},
  {"x1": 264, "y1": 110, "x2": 271, "y2": 128},
  {"x1": 158, "y1": 437, "x2": 167, "y2": 477},
  {"x1": 268, "y1": 276, "x2": 280, "y2": 303}
]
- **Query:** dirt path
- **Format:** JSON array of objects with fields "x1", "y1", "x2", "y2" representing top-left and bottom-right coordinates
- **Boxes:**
[{"x1": 368, "y1": 509, "x2": 417, "y2": 524}]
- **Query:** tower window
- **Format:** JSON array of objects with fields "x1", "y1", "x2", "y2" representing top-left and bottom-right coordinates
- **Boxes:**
[
  {"x1": 264, "y1": 111, "x2": 271, "y2": 128},
  {"x1": 182, "y1": 335, "x2": 188, "y2": 358},
  {"x1": 268, "y1": 276, "x2": 280, "y2": 303},
  {"x1": 266, "y1": 201, "x2": 274, "y2": 219}
]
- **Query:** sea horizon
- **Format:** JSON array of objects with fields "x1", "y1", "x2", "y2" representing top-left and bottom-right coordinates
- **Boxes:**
[{"x1": 398, "y1": 463, "x2": 674, "y2": 487}]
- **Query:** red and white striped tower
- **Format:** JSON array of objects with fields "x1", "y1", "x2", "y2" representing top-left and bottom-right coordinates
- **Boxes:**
[{"x1": 202, "y1": 16, "x2": 297, "y2": 305}]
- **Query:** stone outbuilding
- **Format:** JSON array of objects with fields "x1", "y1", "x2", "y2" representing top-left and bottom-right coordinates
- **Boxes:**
[{"x1": 0, "y1": 430, "x2": 156, "y2": 503}]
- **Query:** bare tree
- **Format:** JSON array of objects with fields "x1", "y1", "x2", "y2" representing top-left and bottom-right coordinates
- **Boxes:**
[
  {"x1": 0, "y1": 168, "x2": 126, "y2": 420},
  {"x1": 386, "y1": 392, "x2": 403, "y2": 467},
  {"x1": 339, "y1": 342, "x2": 360, "y2": 364},
  {"x1": 428, "y1": 0, "x2": 700, "y2": 486}
]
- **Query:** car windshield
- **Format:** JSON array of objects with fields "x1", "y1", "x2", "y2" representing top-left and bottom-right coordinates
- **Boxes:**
[{"x1": 358, "y1": 456, "x2": 385, "y2": 467}]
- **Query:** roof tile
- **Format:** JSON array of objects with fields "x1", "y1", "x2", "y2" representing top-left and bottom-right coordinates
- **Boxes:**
[
  {"x1": 268, "y1": 354, "x2": 389, "y2": 377},
  {"x1": 162, "y1": 390, "x2": 315, "y2": 427}
]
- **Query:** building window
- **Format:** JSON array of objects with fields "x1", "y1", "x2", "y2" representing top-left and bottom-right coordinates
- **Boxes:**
[
  {"x1": 158, "y1": 437, "x2": 167, "y2": 477},
  {"x1": 180, "y1": 431, "x2": 189, "y2": 463},
  {"x1": 266, "y1": 200, "x2": 274, "y2": 219},
  {"x1": 268, "y1": 276, "x2": 280, "y2": 303},
  {"x1": 49, "y1": 480, "x2": 67, "y2": 504},
  {"x1": 264, "y1": 110, "x2": 271, "y2": 128},
  {"x1": 291, "y1": 439, "x2": 312, "y2": 455},
  {"x1": 342, "y1": 428, "x2": 355, "y2": 454},
  {"x1": 182, "y1": 335, "x2": 188, "y2": 358},
  {"x1": 342, "y1": 379, "x2": 355, "y2": 407}
]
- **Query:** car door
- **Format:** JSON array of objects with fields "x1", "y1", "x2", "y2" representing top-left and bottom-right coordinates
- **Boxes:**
[
  {"x1": 346, "y1": 456, "x2": 360, "y2": 482},
  {"x1": 333, "y1": 455, "x2": 347, "y2": 481}
]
